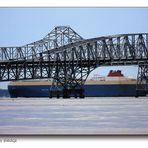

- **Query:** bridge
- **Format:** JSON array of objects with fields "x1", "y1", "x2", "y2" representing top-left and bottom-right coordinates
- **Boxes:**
[{"x1": 0, "y1": 26, "x2": 148, "y2": 98}]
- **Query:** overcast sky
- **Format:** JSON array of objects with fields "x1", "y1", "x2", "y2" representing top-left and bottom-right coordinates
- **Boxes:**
[{"x1": 0, "y1": 8, "x2": 148, "y2": 89}]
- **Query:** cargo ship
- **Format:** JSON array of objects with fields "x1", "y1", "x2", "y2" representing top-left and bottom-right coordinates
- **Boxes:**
[{"x1": 8, "y1": 70, "x2": 145, "y2": 98}]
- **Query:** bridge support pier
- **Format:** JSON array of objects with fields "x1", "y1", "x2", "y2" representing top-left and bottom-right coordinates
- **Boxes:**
[{"x1": 136, "y1": 63, "x2": 148, "y2": 97}]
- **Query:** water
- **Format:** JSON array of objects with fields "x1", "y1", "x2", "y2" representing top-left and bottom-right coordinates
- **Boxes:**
[{"x1": 0, "y1": 97, "x2": 148, "y2": 135}]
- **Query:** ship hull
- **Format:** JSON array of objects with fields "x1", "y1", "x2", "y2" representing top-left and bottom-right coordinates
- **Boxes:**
[{"x1": 8, "y1": 84, "x2": 145, "y2": 98}]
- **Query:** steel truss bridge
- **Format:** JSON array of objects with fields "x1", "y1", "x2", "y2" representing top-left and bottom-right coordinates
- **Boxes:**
[{"x1": 0, "y1": 26, "x2": 148, "y2": 98}]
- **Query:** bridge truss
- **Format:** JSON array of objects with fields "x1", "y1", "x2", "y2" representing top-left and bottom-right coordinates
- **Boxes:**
[
  {"x1": 0, "y1": 26, "x2": 148, "y2": 98},
  {"x1": 136, "y1": 64, "x2": 148, "y2": 96}
]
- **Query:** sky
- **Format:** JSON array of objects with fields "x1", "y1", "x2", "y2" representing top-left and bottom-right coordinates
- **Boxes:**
[{"x1": 0, "y1": 7, "x2": 148, "y2": 89}]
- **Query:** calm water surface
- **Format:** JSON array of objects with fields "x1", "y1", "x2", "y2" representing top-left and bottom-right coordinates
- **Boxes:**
[{"x1": 0, "y1": 97, "x2": 148, "y2": 135}]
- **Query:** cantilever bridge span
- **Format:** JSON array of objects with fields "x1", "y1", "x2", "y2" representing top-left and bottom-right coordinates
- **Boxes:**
[{"x1": 0, "y1": 26, "x2": 148, "y2": 98}]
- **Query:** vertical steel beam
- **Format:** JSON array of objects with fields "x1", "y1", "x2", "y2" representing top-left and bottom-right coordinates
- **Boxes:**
[
  {"x1": 48, "y1": 52, "x2": 51, "y2": 78},
  {"x1": 72, "y1": 48, "x2": 75, "y2": 81},
  {"x1": 32, "y1": 57, "x2": 35, "y2": 79},
  {"x1": 40, "y1": 53, "x2": 43, "y2": 78},
  {"x1": 7, "y1": 63, "x2": 10, "y2": 81},
  {"x1": 117, "y1": 37, "x2": 121, "y2": 60},
  {"x1": 132, "y1": 35, "x2": 135, "y2": 59},
  {"x1": 16, "y1": 61, "x2": 18, "y2": 80},
  {"x1": 64, "y1": 50, "x2": 67, "y2": 90},
  {"x1": 24, "y1": 60, "x2": 26, "y2": 79},
  {"x1": 87, "y1": 43, "x2": 91, "y2": 73}
]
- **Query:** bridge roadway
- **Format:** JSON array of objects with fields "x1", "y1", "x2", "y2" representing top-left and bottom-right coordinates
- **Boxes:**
[
  {"x1": 0, "y1": 57, "x2": 147, "y2": 81},
  {"x1": 0, "y1": 26, "x2": 148, "y2": 97}
]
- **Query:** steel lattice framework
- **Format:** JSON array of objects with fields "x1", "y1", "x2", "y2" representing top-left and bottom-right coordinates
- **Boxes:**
[
  {"x1": 0, "y1": 26, "x2": 148, "y2": 97},
  {"x1": 0, "y1": 26, "x2": 83, "y2": 61},
  {"x1": 136, "y1": 64, "x2": 148, "y2": 96}
]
